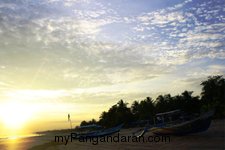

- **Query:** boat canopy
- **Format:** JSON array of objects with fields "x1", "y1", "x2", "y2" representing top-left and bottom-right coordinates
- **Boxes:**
[{"x1": 156, "y1": 109, "x2": 181, "y2": 116}]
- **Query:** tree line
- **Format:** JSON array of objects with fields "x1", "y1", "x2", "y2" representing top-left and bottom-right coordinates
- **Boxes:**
[{"x1": 80, "y1": 75, "x2": 225, "y2": 128}]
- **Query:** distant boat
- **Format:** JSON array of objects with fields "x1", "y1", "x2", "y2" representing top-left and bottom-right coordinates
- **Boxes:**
[
  {"x1": 76, "y1": 124, "x2": 123, "y2": 138},
  {"x1": 150, "y1": 110, "x2": 214, "y2": 135},
  {"x1": 78, "y1": 124, "x2": 102, "y2": 129}
]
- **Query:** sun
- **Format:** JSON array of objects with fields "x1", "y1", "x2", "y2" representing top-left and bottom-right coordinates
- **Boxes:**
[{"x1": 0, "y1": 101, "x2": 35, "y2": 129}]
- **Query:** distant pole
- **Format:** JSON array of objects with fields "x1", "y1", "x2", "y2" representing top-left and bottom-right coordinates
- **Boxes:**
[{"x1": 68, "y1": 113, "x2": 72, "y2": 129}]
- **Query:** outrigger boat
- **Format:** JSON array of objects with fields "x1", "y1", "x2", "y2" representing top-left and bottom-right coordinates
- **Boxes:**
[
  {"x1": 75, "y1": 124, "x2": 123, "y2": 138},
  {"x1": 150, "y1": 110, "x2": 214, "y2": 135}
]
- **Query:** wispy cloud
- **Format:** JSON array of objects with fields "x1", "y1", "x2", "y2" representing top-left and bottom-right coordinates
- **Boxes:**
[{"x1": 0, "y1": 0, "x2": 224, "y2": 102}]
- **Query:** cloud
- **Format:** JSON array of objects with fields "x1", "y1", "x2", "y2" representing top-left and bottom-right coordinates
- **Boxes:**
[
  {"x1": 0, "y1": 0, "x2": 224, "y2": 92},
  {"x1": 138, "y1": 11, "x2": 186, "y2": 26},
  {"x1": 133, "y1": 0, "x2": 225, "y2": 66}
]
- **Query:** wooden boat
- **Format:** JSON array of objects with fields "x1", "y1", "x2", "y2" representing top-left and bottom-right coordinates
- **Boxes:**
[
  {"x1": 76, "y1": 124, "x2": 123, "y2": 138},
  {"x1": 150, "y1": 110, "x2": 214, "y2": 135}
]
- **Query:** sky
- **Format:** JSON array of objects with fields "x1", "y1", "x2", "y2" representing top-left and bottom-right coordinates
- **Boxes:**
[{"x1": 0, "y1": 0, "x2": 225, "y2": 137}]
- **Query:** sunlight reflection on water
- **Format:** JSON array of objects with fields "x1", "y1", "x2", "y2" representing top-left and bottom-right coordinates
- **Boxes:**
[{"x1": 0, "y1": 134, "x2": 42, "y2": 150}]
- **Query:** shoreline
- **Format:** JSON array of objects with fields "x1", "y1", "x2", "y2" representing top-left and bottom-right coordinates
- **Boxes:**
[{"x1": 0, "y1": 119, "x2": 224, "y2": 150}]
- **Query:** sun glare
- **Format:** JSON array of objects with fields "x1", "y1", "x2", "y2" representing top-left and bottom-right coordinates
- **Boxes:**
[{"x1": 0, "y1": 101, "x2": 35, "y2": 129}]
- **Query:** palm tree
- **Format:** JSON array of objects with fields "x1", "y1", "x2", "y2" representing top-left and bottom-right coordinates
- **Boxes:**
[{"x1": 201, "y1": 75, "x2": 225, "y2": 117}]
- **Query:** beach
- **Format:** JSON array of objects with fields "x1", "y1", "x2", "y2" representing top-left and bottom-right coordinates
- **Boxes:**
[{"x1": 0, "y1": 119, "x2": 224, "y2": 150}]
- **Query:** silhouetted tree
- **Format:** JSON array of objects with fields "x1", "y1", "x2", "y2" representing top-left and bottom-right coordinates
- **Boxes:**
[
  {"x1": 80, "y1": 119, "x2": 97, "y2": 126},
  {"x1": 131, "y1": 100, "x2": 139, "y2": 117},
  {"x1": 155, "y1": 92, "x2": 200, "y2": 114},
  {"x1": 80, "y1": 120, "x2": 88, "y2": 126},
  {"x1": 139, "y1": 97, "x2": 155, "y2": 120},
  {"x1": 131, "y1": 97, "x2": 155, "y2": 122},
  {"x1": 80, "y1": 75, "x2": 224, "y2": 128},
  {"x1": 155, "y1": 94, "x2": 171, "y2": 113},
  {"x1": 180, "y1": 91, "x2": 201, "y2": 113},
  {"x1": 201, "y1": 75, "x2": 225, "y2": 118},
  {"x1": 98, "y1": 100, "x2": 133, "y2": 127}
]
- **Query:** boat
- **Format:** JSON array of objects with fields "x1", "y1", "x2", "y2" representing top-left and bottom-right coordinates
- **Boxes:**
[
  {"x1": 76, "y1": 124, "x2": 123, "y2": 138},
  {"x1": 78, "y1": 124, "x2": 102, "y2": 129},
  {"x1": 150, "y1": 110, "x2": 214, "y2": 135}
]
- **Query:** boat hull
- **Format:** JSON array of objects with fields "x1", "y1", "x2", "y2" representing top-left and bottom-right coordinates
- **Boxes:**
[
  {"x1": 77, "y1": 124, "x2": 123, "y2": 138},
  {"x1": 150, "y1": 111, "x2": 214, "y2": 135}
]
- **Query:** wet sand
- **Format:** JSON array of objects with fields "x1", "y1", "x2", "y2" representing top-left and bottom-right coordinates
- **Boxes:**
[{"x1": 0, "y1": 119, "x2": 224, "y2": 150}]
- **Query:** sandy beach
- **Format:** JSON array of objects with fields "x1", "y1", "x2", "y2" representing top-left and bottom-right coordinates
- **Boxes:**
[{"x1": 0, "y1": 119, "x2": 224, "y2": 150}]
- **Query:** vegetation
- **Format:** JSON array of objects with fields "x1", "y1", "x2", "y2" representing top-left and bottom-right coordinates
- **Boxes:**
[
  {"x1": 80, "y1": 75, "x2": 225, "y2": 127},
  {"x1": 80, "y1": 119, "x2": 97, "y2": 126},
  {"x1": 201, "y1": 76, "x2": 225, "y2": 118}
]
